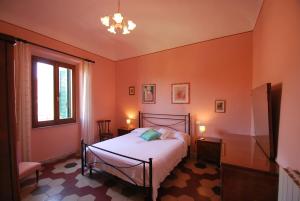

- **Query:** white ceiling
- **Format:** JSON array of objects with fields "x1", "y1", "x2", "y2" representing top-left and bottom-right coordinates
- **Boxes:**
[{"x1": 0, "y1": 0, "x2": 263, "y2": 61}]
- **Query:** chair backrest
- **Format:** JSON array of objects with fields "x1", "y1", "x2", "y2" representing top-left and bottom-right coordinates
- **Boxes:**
[{"x1": 97, "y1": 120, "x2": 111, "y2": 134}]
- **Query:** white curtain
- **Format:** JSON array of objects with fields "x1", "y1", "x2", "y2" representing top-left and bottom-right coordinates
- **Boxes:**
[
  {"x1": 14, "y1": 41, "x2": 32, "y2": 162},
  {"x1": 80, "y1": 61, "x2": 95, "y2": 144}
]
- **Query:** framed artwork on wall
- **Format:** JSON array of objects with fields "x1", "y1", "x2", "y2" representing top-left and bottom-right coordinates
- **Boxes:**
[
  {"x1": 215, "y1": 100, "x2": 226, "y2": 113},
  {"x1": 142, "y1": 84, "x2": 156, "y2": 104},
  {"x1": 171, "y1": 83, "x2": 190, "y2": 104},
  {"x1": 129, "y1": 86, "x2": 135, "y2": 95}
]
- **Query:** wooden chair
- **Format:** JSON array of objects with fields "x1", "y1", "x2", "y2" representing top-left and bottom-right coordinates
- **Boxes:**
[{"x1": 97, "y1": 120, "x2": 113, "y2": 141}]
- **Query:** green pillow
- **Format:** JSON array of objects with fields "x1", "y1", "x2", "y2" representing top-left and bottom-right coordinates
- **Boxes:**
[{"x1": 140, "y1": 129, "x2": 161, "y2": 141}]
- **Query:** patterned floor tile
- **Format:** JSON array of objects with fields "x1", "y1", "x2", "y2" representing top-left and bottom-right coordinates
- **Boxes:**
[
  {"x1": 52, "y1": 158, "x2": 81, "y2": 174},
  {"x1": 61, "y1": 194, "x2": 79, "y2": 201},
  {"x1": 78, "y1": 194, "x2": 96, "y2": 201},
  {"x1": 162, "y1": 169, "x2": 191, "y2": 188},
  {"x1": 106, "y1": 186, "x2": 128, "y2": 201},
  {"x1": 23, "y1": 194, "x2": 48, "y2": 201},
  {"x1": 160, "y1": 195, "x2": 177, "y2": 201},
  {"x1": 39, "y1": 178, "x2": 52, "y2": 186},
  {"x1": 45, "y1": 194, "x2": 64, "y2": 201},
  {"x1": 210, "y1": 195, "x2": 221, "y2": 201},
  {"x1": 75, "y1": 174, "x2": 103, "y2": 188},
  {"x1": 184, "y1": 160, "x2": 218, "y2": 175},
  {"x1": 48, "y1": 178, "x2": 65, "y2": 187},
  {"x1": 212, "y1": 186, "x2": 220, "y2": 195},
  {"x1": 31, "y1": 186, "x2": 50, "y2": 195},
  {"x1": 46, "y1": 185, "x2": 64, "y2": 196},
  {"x1": 200, "y1": 179, "x2": 220, "y2": 188},
  {"x1": 177, "y1": 195, "x2": 195, "y2": 201},
  {"x1": 197, "y1": 186, "x2": 215, "y2": 197},
  {"x1": 21, "y1": 157, "x2": 220, "y2": 201}
]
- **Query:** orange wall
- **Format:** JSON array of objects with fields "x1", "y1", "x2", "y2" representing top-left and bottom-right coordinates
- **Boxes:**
[
  {"x1": 253, "y1": 0, "x2": 300, "y2": 169},
  {"x1": 0, "y1": 20, "x2": 116, "y2": 162},
  {"x1": 116, "y1": 32, "x2": 253, "y2": 150}
]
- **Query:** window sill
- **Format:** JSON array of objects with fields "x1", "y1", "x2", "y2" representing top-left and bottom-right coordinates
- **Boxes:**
[{"x1": 32, "y1": 121, "x2": 80, "y2": 130}]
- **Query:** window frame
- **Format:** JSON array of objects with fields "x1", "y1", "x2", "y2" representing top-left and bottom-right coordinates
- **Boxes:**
[{"x1": 32, "y1": 56, "x2": 76, "y2": 128}]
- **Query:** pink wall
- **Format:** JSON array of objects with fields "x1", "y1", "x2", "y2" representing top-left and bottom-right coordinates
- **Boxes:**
[
  {"x1": 253, "y1": 0, "x2": 300, "y2": 169},
  {"x1": 4, "y1": 0, "x2": 298, "y2": 170},
  {"x1": 116, "y1": 32, "x2": 253, "y2": 150},
  {"x1": 0, "y1": 20, "x2": 116, "y2": 162}
]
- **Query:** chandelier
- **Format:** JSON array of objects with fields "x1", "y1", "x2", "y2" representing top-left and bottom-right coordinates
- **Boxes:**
[{"x1": 101, "y1": 0, "x2": 136, "y2": 34}]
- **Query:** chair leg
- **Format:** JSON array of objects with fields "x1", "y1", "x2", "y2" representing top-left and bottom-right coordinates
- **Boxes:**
[
  {"x1": 36, "y1": 170, "x2": 39, "y2": 184},
  {"x1": 89, "y1": 165, "x2": 93, "y2": 176}
]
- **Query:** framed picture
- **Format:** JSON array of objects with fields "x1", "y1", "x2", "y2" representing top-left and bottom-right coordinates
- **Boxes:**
[
  {"x1": 171, "y1": 83, "x2": 190, "y2": 104},
  {"x1": 215, "y1": 100, "x2": 226, "y2": 113},
  {"x1": 129, "y1": 86, "x2": 135, "y2": 95},
  {"x1": 142, "y1": 84, "x2": 156, "y2": 104}
]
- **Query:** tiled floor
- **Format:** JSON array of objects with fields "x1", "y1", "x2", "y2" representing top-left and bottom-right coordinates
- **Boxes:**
[{"x1": 21, "y1": 157, "x2": 220, "y2": 201}]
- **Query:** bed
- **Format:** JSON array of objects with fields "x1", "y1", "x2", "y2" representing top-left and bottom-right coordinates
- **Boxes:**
[{"x1": 81, "y1": 112, "x2": 191, "y2": 201}]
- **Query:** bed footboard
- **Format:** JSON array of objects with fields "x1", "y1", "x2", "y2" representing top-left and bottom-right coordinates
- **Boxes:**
[{"x1": 81, "y1": 139, "x2": 153, "y2": 200}]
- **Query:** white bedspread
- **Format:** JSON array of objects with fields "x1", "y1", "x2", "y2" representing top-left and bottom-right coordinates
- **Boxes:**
[{"x1": 86, "y1": 131, "x2": 189, "y2": 200}]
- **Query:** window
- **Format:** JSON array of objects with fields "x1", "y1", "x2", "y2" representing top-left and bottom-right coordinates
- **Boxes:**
[{"x1": 32, "y1": 56, "x2": 76, "y2": 127}]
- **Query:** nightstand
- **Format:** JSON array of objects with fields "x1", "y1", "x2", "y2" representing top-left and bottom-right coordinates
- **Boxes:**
[
  {"x1": 117, "y1": 128, "x2": 135, "y2": 136},
  {"x1": 197, "y1": 137, "x2": 222, "y2": 166}
]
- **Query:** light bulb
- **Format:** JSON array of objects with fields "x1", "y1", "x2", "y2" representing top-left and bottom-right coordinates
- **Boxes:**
[
  {"x1": 107, "y1": 25, "x2": 116, "y2": 34},
  {"x1": 113, "y1": 13, "x2": 123, "y2": 24},
  {"x1": 122, "y1": 26, "x2": 130, "y2": 34},
  {"x1": 127, "y1": 20, "x2": 136, "y2": 30},
  {"x1": 101, "y1": 16, "x2": 110, "y2": 27}
]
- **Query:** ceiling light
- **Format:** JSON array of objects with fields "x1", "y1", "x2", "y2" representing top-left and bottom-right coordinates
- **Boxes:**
[
  {"x1": 100, "y1": 0, "x2": 136, "y2": 35},
  {"x1": 101, "y1": 16, "x2": 110, "y2": 27}
]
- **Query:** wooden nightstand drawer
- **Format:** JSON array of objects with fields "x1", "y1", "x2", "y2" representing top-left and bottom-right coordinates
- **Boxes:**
[
  {"x1": 197, "y1": 137, "x2": 222, "y2": 166},
  {"x1": 118, "y1": 128, "x2": 134, "y2": 136}
]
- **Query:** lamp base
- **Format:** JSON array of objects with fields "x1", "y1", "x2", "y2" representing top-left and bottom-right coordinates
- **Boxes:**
[{"x1": 200, "y1": 137, "x2": 206, "y2": 141}]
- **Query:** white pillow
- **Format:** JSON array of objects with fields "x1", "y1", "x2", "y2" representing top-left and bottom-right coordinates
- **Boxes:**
[
  {"x1": 174, "y1": 131, "x2": 190, "y2": 145},
  {"x1": 157, "y1": 128, "x2": 174, "y2": 140}
]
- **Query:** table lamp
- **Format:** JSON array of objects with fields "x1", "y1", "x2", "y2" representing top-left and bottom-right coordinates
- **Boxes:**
[
  {"x1": 126, "y1": 118, "x2": 131, "y2": 129},
  {"x1": 199, "y1": 125, "x2": 206, "y2": 140}
]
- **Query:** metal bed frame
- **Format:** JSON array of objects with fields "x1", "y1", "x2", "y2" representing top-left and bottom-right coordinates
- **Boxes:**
[{"x1": 81, "y1": 112, "x2": 190, "y2": 201}]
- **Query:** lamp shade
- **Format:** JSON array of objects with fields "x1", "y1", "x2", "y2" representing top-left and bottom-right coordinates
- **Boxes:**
[
  {"x1": 126, "y1": 118, "x2": 131, "y2": 125},
  {"x1": 127, "y1": 20, "x2": 136, "y2": 30},
  {"x1": 199, "y1": 125, "x2": 206, "y2": 133}
]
